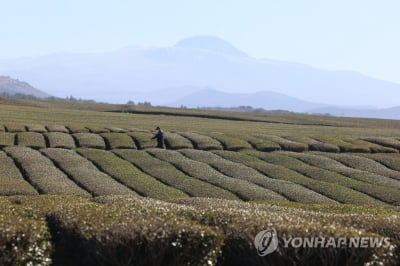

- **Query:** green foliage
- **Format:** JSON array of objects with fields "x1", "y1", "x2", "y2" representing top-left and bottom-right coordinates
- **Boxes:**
[
  {"x1": 128, "y1": 131, "x2": 157, "y2": 149},
  {"x1": 0, "y1": 132, "x2": 15, "y2": 147},
  {"x1": 285, "y1": 135, "x2": 340, "y2": 152},
  {"x1": 0, "y1": 151, "x2": 38, "y2": 196},
  {"x1": 179, "y1": 132, "x2": 223, "y2": 150},
  {"x1": 286, "y1": 152, "x2": 400, "y2": 205},
  {"x1": 26, "y1": 124, "x2": 47, "y2": 133},
  {"x1": 47, "y1": 197, "x2": 223, "y2": 266},
  {"x1": 246, "y1": 135, "x2": 281, "y2": 151},
  {"x1": 45, "y1": 132, "x2": 76, "y2": 149},
  {"x1": 213, "y1": 150, "x2": 336, "y2": 203},
  {"x1": 73, "y1": 132, "x2": 106, "y2": 149},
  {"x1": 206, "y1": 132, "x2": 252, "y2": 151},
  {"x1": 114, "y1": 149, "x2": 238, "y2": 199},
  {"x1": 5, "y1": 124, "x2": 26, "y2": 132},
  {"x1": 87, "y1": 126, "x2": 110, "y2": 133},
  {"x1": 45, "y1": 124, "x2": 69, "y2": 133},
  {"x1": 360, "y1": 153, "x2": 400, "y2": 172},
  {"x1": 77, "y1": 148, "x2": 186, "y2": 200},
  {"x1": 4, "y1": 146, "x2": 89, "y2": 196},
  {"x1": 17, "y1": 132, "x2": 46, "y2": 149},
  {"x1": 0, "y1": 199, "x2": 52, "y2": 265},
  {"x1": 259, "y1": 135, "x2": 308, "y2": 152},
  {"x1": 243, "y1": 150, "x2": 384, "y2": 205},
  {"x1": 42, "y1": 148, "x2": 135, "y2": 196},
  {"x1": 313, "y1": 135, "x2": 370, "y2": 153},
  {"x1": 66, "y1": 125, "x2": 90, "y2": 133},
  {"x1": 292, "y1": 151, "x2": 400, "y2": 189},
  {"x1": 345, "y1": 138, "x2": 397, "y2": 153},
  {"x1": 164, "y1": 132, "x2": 194, "y2": 149},
  {"x1": 105, "y1": 126, "x2": 128, "y2": 133},
  {"x1": 101, "y1": 132, "x2": 137, "y2": 149},
  {"x1": 362, "y1": 137, "x2": 400, "y2": 151},
  {"x1": 316, "y1": 153, "x2": 400, "y2": 180},
  {"x1": 149, "y1": 149, "x2": 284, "y2": 201}
]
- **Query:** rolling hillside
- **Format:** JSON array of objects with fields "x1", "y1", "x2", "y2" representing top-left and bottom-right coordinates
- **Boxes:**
[{"x1": 1, "y1": 98, "x2": 400, "y2": 265}]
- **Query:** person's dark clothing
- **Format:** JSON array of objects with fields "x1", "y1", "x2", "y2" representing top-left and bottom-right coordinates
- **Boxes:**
[{"x1": 152, "y1": 130, "x2": 165, "y2": 148}]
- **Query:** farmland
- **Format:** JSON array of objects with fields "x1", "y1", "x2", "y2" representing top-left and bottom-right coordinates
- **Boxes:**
[{"x1": 1, "y1": 98, "x2": 400, "y2": 265}]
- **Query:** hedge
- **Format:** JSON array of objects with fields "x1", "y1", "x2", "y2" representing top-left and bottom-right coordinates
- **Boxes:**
[
  {"x1": 362, "y1": 137, "x2": 400, "y2": 151},
  {"x1": 105, "y1": 126, "x2": 128, "y2": 133},
  {"x1": 206, "y1": 133, "x2": 252, "y2": 151},
  {"x1": 45, "y1": 132, "x2": 76, "y2": 149},
  {"x1": 73, "y1": 133, "x2": 106, "y2": 149},
  {"x1": 4, "y1": 147, "x2": 89, "y2": 196},
  {"x1": 242, "y1": 150, "x2": 384, "y2": 205},
  {"x1": 246, "y1": 135, "x2": 281, "y2": 152},
  {"x1": 0, "y1": 132, "x2": 15, "y2": 147},
  {"x1": 66, "y1": 125, "x2": 90, "y2": 133},
  {"x1": 101, "y1": 132, "x2": 137, "y2": 149},
  {"x1": 42, "y1": 148, "x2": 135, "y2": 196},
  {"x1": 128, "y1": 131, "x2": 158, "y2": 149},
  {"x1": 86, "y1": 126, "x2": 110, "y2": 133},
  {"x1": 213, "y1": 150, "x2": 335, "y2": 204},
  {"x1": 313, "y1": 136, "x2": 370, "y2": 153},
  {"x1": 45, "y1": 125, "x2": 69, "y2": 133},
  {"x1": 113, "y1": 149, "x2": 238, "y2": 199},
  {"x1": 164, "y1": 132, "x2": 194, "y2": 149},
  {"x1": 16, "y1": 132, "x2": 46, "y2": 149},
  {"x1": 149, "y1": 149, "x2": 285, "y2": 201},
  {"x1": 294, "y1": 151, "x2": 400, "y2": 190},
  {"x1": 0, "y1": 199, "x2": 52, "y2": 265},
  {"x1": 285, "y1": 152, "x2": 400, "y2": 205},
  {"x1": 179, "y1": 132, "x2": 223, "y2": 150},
  {"x1": 316, "y1": 153, "x2": 400, "y2": 181},
  {"x1": 5, "y1": 124, "x2": 26, "y2": 132},
  {"x1": 26, "y1": 124, "x2": 47, "y2": 133},
  {"x1": 285, "y1": 135, "x2": 340, "y2": 152},
  {"x1": 77, "y1": 148, "x2": 187, "y2": 200},
  {"x1": 0, "y1": 151, "x2": 38, "y2": 196}
]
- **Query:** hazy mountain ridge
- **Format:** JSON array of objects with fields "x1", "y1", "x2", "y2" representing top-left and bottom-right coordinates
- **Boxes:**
[
  {"x1": 0, "y1": 76, "x2": 50, "y2": 98},
  {"x1": 1, "y1": 36, "x2": 400, "y2": 112},
  {"x1": 169, "y1": 88, "x2": 327, "y2": 112}
]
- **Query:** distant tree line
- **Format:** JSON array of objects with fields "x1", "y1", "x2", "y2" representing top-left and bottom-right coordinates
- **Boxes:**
[{"x1": 0, "y1": 92, "x2": 97, "y2": 103}]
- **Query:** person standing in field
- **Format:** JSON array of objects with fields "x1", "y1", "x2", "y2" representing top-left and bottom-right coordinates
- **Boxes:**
[{"x1": 152, "y1": 126, "x2": 165, "y2": 148}]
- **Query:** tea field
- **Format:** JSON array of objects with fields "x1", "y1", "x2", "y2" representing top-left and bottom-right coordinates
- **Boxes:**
[{"x1": 0, "y1": 98, "x2": 400, "y2": 265}]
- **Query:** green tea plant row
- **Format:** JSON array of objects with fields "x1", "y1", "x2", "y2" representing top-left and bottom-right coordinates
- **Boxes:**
[
  {"x1": 1, "y1": 195, "x2": 399, "y2": 265},
  {"x1": 281, "y1": 152, "x2": 400, "y2": 205},
  {"x1": 211, "y1": 150, "x2": 335, "y2": 203},
  {"x1": 2, "y1": 124, "x2": 400, "y2": 153},
  {"x1": 240, "y1": 150, "x2": 385, "y2": 205},
  {"x1": 0, "y1": 151, "x2": 38, "y2": 196},
  {"x1": 285, "y1": 151, "x2": 400, "y2": 189},
  {"x1": 42, "y1": 148, "x2": 135, "y2": 196},
  {"x1": 77, "y1": 148, "x2": 186, "y2": 200},
  {"x1": 4, "y1": 146, "x2": 89, "y2": 197},
  {"x1": 113, "y1": 149, "x2": 238, "y2": 199},
  {"x1": 148, "y1": 149, "x2": 286, "y2": 201}
]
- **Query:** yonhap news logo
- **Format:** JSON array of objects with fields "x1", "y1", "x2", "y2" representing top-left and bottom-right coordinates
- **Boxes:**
[
  {"x1": 254, "y1": 229, "x2": 279, "y2": 256},
  {"x1": 254, "y1": 228, "x2": 391, "y2": 256}
]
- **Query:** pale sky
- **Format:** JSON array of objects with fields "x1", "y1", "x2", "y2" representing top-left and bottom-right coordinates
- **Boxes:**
[{"x1": 1, "y1": 0, "x2": 399, "y2": 83}]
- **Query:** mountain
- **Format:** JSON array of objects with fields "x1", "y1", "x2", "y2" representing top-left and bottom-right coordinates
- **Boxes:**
[
  {"x1": 169, "y1": 89, "x2": 326, "y2": 112},
  {"x1": 308, "y1": 106, "x2": 400, "y2": 120},
  {"x1": 175, "y1": 36, "x2": 248, "y2": 57},
  {"x1": 0, "y1": 76, "x2": 50, "y2": 98},
  {"x1": 1, "y1": 36, "x2": 400, "y2": 108}
]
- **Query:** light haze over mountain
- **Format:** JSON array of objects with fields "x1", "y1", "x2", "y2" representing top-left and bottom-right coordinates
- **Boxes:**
[{"x1": 1, "y1": 36, "x2": 400, "y2": 111}]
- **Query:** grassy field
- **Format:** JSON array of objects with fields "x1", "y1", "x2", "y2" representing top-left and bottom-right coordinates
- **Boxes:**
[{"x1": 1, "y1": 97, "x2": 400, "y2": 265}]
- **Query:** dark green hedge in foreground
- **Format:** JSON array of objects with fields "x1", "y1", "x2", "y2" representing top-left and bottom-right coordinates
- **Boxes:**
[{"x1": 1, "y1": 195, "x2": 399, "y2": 266}]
